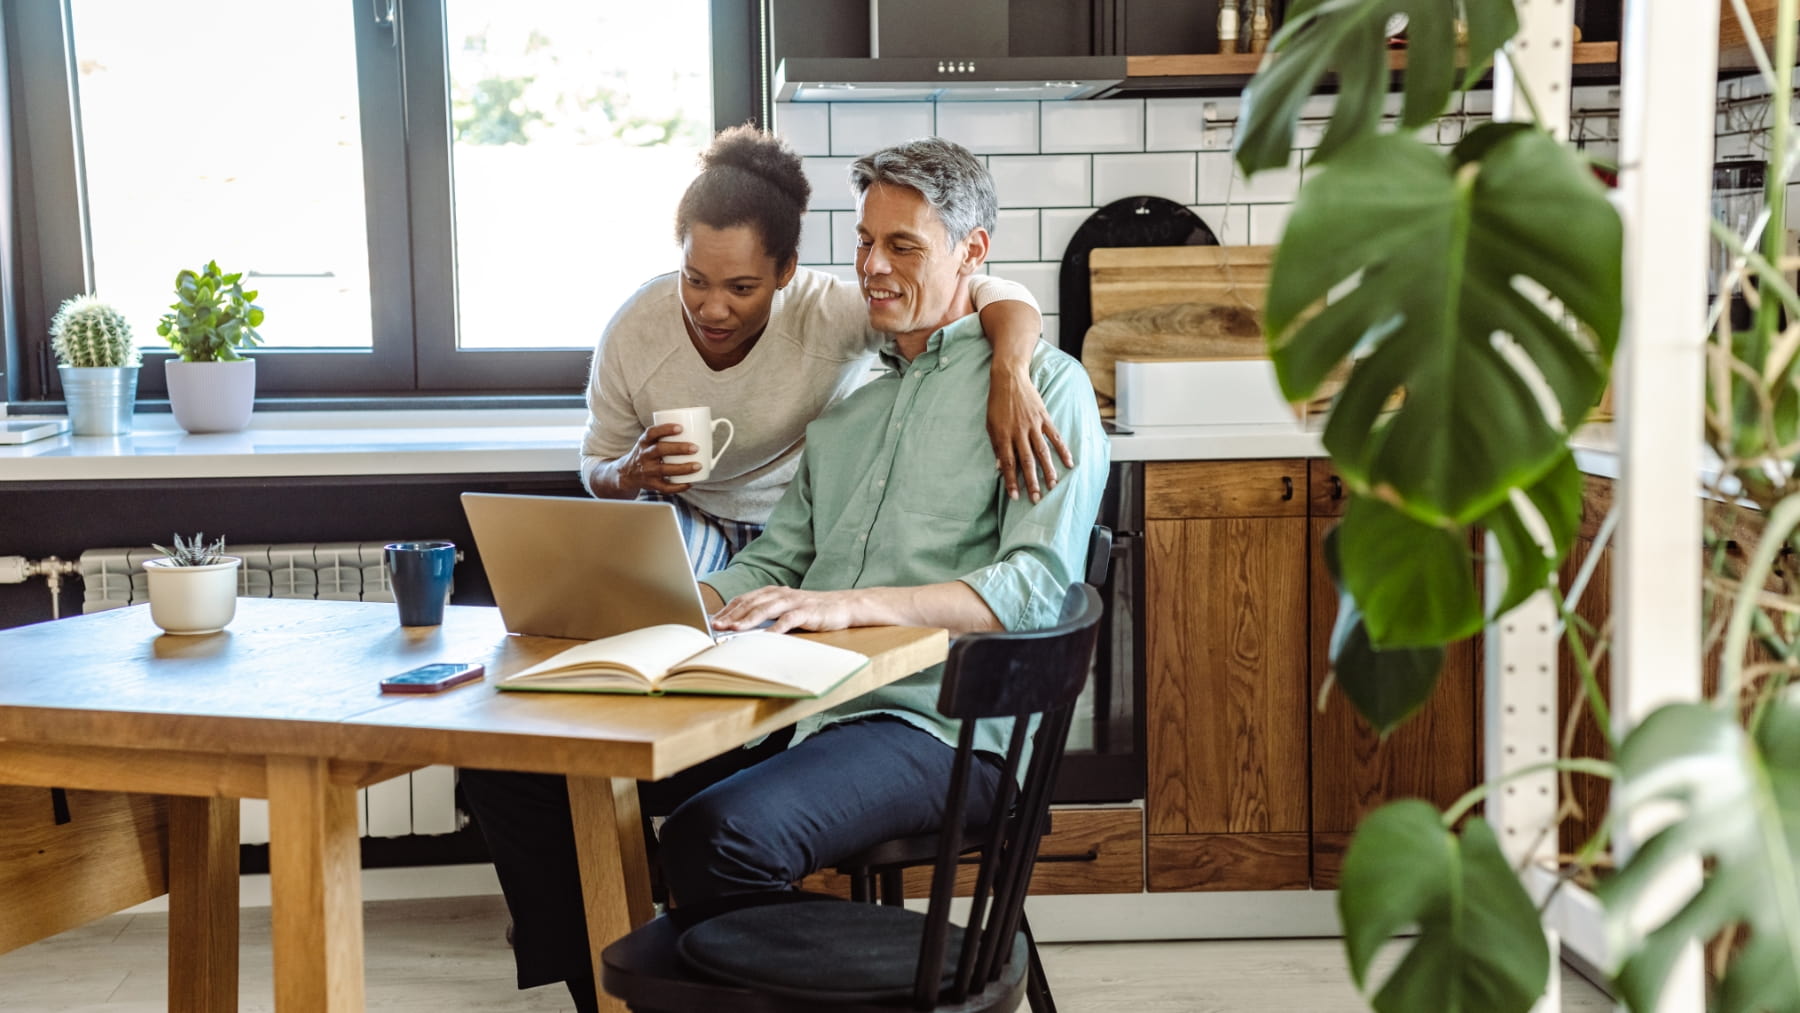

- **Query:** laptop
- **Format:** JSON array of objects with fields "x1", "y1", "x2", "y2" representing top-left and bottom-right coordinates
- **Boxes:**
[{"x1": 461, "y1": 493, "x2": 712, "y2": 641}]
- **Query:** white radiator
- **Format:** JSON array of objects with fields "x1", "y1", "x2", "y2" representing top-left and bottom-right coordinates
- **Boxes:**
[{"x1": 77, "y1": 541, "x2": 465, "y2": 844}]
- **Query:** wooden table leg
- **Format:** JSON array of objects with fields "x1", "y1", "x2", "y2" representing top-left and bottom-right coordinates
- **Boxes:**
[
  {"x1": 167, "y1": 795, "x2": 239, "y2": 1012},
  {"x1": 568, "y1": 775, "x2": 654, "y2": 1013},
  {"x1": 267, "y1": 756, "x2": 364, "y2": 1013}
]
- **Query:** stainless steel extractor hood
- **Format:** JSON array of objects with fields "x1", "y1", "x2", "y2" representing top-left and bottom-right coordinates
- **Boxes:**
[{"x1": 773, "y1": 0, "x2": 1126, "y2": 102}]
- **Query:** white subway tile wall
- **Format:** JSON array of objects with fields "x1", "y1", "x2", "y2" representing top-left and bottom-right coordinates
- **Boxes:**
[
  {"x1": 935, "y1": 102, "x2": 1041, "y2": 154},
  {"x1": 1192, "y1": 204, "x2": 1250, "y2": 245},
  {"x1": 989, "y1": 154, "x2": 1094, "y2": 208},
  {"x1": 1248, "y1": 204, "x2": 1294, "y2": 246},
  {"x1": 990, "y1": 209, "x2": 1042, "y2": 262},
  {"x1": 798, "y1": 210, "x2": 833, "y2": 265},
  {"x1": 830, "y1": 103, "x2": 935, "y2": 157},
  {"x1": 774, "y1": 103, "x2": 831, "y2": 157},
  {"x1": 769, "y1": 93, "x2": 1518, "y2": 350},
  {"x1": 1094, "y1": 152, "x2": 1197, "y2": 207},
  {"x1": 802, "y1": 156, "x2": 860, "y2": 211},
  {"x1": 829, "y1": 210, "x2": 861, "y2": 266},
  {"x1": 1041, "y1": 100, "x2": 1146, "y2": 153},
  {"x1": 1040, "y1": 208, "x2": 1092, "y2": 262},
  {"x1": 988, "y1": 261, "x2": 1061, "y2": 315}
]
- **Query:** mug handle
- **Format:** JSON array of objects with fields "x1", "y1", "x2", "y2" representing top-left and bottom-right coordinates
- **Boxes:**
[{"x1": 709, "y1": 417, "x2": 735, "y2": 468}]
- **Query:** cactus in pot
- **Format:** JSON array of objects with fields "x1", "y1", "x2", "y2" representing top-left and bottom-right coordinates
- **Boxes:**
[
  {"x1": 51, "y1": 295, "x2": 139, "y2": 368},
  {"x1": 49, "y1": 293, "x2": 140, "y2": 436}
]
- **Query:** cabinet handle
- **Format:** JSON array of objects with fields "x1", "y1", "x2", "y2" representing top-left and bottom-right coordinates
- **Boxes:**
[
  {"x1": 1329, "y1": 475, "x2": 1344, "y2": 500},
  {"x1": 1281, "y1": 476, "x2": 1294, "y2": 501}
]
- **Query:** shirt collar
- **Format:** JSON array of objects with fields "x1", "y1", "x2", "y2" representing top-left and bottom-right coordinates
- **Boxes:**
[{"x1": 877, "y1": 312, "x2": 984, "y2": 375}]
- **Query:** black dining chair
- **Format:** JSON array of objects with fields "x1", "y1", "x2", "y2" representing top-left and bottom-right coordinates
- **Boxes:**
[
  {"x1": 830, "y1": 527, "x2": 1112, "y2": 1013},
  {"x1": 599, "y1": 582, "x2": 1106, "y2": 1013}
]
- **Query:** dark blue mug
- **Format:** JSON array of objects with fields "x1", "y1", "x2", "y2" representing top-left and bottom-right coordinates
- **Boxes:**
[{"x1": 385, "y1": 541, "x2": 456, "y2": 626}]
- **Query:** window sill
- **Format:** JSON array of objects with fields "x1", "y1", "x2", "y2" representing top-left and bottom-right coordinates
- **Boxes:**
[{"x1": 0, "y1": 407, "x2": 588, "y2": 482}]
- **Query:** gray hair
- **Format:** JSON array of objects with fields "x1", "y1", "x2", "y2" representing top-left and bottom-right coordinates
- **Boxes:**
[{"x1": 848, "y1": 137, "x2": 998, "y2": 245}]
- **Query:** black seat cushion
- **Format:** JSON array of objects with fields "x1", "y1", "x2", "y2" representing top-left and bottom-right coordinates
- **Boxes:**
[{"x1": 676, "y1": 900, "x2": 968, "y2": 1003}]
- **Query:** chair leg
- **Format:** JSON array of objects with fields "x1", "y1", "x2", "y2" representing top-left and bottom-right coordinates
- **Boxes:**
[
  {"x1": 849, "y1": 870, "x2": 871, "y2": 903},
  {"x1": 1022, "y1": 912, "x2": 1057, "y2": 1013},
  {"x1": 878, "y1": 868, "x2": 905, "y2": 907}
]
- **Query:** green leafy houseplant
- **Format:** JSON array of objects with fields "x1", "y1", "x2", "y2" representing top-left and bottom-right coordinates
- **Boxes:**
[
  {"x1": 50, "y1": 294, "x2": 138, "y2": 368},
  {"x1": 1233, "y1": 0, "x2": 1800, "y2": 1009},
  {"x1": 155, "y1": 260, "x2": 265, "y2": 362}
]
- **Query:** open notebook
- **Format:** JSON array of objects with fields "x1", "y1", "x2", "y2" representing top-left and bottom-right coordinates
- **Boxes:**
[{"x1": 497, "y1": 623, "x2": 868, "y2": 697}]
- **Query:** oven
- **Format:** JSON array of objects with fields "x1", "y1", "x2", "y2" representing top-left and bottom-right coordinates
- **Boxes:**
[{"x1": 1052, "y1": 458, "x2": 1146, "y2": 803}]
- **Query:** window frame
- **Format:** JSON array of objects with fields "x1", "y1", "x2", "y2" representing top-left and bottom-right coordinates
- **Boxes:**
[{"x1": 5, "y1": 0, "x2": 764, "y2": 403}]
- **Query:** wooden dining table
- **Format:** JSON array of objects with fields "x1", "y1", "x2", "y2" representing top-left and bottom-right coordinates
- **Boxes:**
[{"x1": 0, "y1": 598, "x2": 947, "y2": 1012}]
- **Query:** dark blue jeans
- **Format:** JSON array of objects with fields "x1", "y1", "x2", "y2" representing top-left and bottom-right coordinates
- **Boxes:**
[{"x1": 460, "y1": 716, "x2": 1003, "y2": 992}]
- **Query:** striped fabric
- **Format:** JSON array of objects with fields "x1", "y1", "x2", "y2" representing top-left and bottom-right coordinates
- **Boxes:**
[{"x1": 639, "y1": 491, "x2": 765, "y2": 577}]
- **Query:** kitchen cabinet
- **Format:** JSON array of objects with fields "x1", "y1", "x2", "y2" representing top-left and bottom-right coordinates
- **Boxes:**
[
  {"x1": 1144, "y1": 458, "x2": 1482, "y2": 892},
  {"x1": 1145, "y1": 459, "x2": 1311, "y2": 892},
  {"x1": 1306, "y1": 461, "x2": 1481, "y2": 888}
]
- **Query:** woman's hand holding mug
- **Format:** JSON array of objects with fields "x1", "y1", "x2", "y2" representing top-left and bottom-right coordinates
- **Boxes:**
[
  {"x1": 622, "y1": 424, "x2": 701, "y2": 493},
  {"x1": 651, "y1": 407, "x2": 735, "y2": 484}
]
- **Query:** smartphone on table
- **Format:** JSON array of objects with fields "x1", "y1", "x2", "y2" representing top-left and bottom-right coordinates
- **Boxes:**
[{"x1": 380, "y1": 662, "x2": 485, "y2": 694}]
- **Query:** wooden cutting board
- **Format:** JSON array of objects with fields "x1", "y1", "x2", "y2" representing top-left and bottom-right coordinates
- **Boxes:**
[
  {"x1": 1083, "y1": 245, "x2": 1277, "y2": 417},
  {"x1": 1088, "y1": 245, "x2": 1275, "y2": 322}
]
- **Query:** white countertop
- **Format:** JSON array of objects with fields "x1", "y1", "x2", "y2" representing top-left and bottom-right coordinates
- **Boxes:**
[{"x1": 1, "y1": 409, "x2": 1619, "y2": 482}]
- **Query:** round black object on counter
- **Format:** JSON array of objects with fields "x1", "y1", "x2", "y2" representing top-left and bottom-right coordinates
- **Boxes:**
[{"x1": 1056, "y1": 196, "x2": 1219, "y2": 361}]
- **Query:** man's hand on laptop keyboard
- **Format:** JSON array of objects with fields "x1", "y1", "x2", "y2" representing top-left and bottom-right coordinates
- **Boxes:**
[{"x1": 710, "y1": 586, "x2": 861, "y2": 635}]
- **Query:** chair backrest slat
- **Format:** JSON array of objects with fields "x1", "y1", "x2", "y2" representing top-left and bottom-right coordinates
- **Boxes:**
[
  {"x1": 914, "y1": 721, "x2": 979, "y2": 1008},
  {"x1": 914, "y1": 582, "x2": 1104, "y2": 1008},
  {"x1": 952, "y1": 716, "x2": 1031, "y2": 998}
]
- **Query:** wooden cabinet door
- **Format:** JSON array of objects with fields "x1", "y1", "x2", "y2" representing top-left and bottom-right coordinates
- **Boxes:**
[
  {"x1": 1307, "y1": 458, "x2": 1481, "y2": 887},
  {"x1": 1145, "y1": 460, "x2": 1310, "y2": 891}
]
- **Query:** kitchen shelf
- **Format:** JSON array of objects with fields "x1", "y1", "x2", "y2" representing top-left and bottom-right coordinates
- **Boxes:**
[{"x1": 1109, "y1": 41, "x2": 1620, "y2": 96}]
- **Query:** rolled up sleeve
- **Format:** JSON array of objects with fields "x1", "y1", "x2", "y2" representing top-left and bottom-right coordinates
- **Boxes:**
[{"x1": 958, "y1": 356, "x2": 1110, "y2": 630}]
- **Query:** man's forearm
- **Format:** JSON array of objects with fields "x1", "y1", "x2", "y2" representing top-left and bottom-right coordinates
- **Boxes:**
[{"x1": 845, "y1": 581, "x2": 1002, "y2": 636}]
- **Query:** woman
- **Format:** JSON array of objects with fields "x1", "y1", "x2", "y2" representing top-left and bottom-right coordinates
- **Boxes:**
[{"x1": 579, "y1": 125, "x2": 1069, "y2": 574}]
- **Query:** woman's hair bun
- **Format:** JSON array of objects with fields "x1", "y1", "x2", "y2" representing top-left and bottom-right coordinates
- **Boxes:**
[{"x1": 701, "y1": 124, "x2": 810, "y2": 210}]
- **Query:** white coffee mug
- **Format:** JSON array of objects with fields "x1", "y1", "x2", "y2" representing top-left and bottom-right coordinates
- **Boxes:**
[{"x1": 652, "y1": 406, "x2": 735, "y2": 484}]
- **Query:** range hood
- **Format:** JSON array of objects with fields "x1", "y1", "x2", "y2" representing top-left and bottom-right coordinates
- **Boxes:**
[{"x1": 773, "y1": 0, "x2": 1126, "y2": 102}]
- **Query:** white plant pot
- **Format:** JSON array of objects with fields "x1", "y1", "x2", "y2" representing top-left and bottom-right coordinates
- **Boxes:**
[
  {"x1": 165, "y1": 358, "x2": 256, "y2": 434},
  {"x1": 144, "y1": 556, "x2": 242, "y2": 635}
]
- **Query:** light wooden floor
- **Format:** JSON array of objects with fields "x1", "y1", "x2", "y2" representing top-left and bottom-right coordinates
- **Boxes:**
[{"x1": 0, "y1": 895, "x2": 1613, "y2": 1011}]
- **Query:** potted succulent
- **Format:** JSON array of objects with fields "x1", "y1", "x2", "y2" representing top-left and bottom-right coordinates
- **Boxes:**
[
  {"x1": 50, "y1": 294, "x2": 139, "y2": 436},
  {"x1": 156, "y1": 260, "x2": 265, "y2": 434},
  {"x1": 143, "y1": 533, "x2": 241, "y2": 635}
]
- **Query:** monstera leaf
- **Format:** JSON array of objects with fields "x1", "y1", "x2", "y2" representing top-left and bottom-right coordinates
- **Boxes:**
[
  {"x1": 1236, "y1": 0, "x2": 1518, "y2": 174},
  {"x1": 1323, "y1": 525, "x2": 1446, "y2": 733},
  {"x1": 1329, "y1": 449, "x2": 1579, "y2": 653},
  {"x1": 1599, "y1": 703, "x2": 1800, "y2": 1013},
  {"x1": 1268, "y1": 124, "x2": 1618, "y2": 530},
  {"x1": 1340, "y1": 800, "x2": 1550, "y2": 1012}
]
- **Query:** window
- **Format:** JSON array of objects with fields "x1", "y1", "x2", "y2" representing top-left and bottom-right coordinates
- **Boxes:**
[{"x1": 8, "y1": 0, "x2": 759, "y2": 400}]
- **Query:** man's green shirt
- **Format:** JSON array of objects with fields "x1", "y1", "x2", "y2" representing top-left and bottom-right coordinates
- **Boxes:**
[{"x1": 701, "y1": 311, "x2": 1110, "y2": 757}]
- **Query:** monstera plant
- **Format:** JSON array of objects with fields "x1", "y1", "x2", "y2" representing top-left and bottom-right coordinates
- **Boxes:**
[{"x1": 1235, "y1": 0, "x2": 1800, "y2": 1010}]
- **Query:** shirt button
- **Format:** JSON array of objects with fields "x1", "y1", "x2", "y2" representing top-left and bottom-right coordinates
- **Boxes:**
[{"x1": 877, "y1": 479, "x2": 886, "y2": 487}]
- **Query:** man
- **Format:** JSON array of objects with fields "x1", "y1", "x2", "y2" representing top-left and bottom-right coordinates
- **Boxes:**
[
  {"x1": 663, "y1": 136, "x2": 1109, "y2": 904},
  {"x1": 462, "y1": 137, "x2": 1107, "y2": 1009}
]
